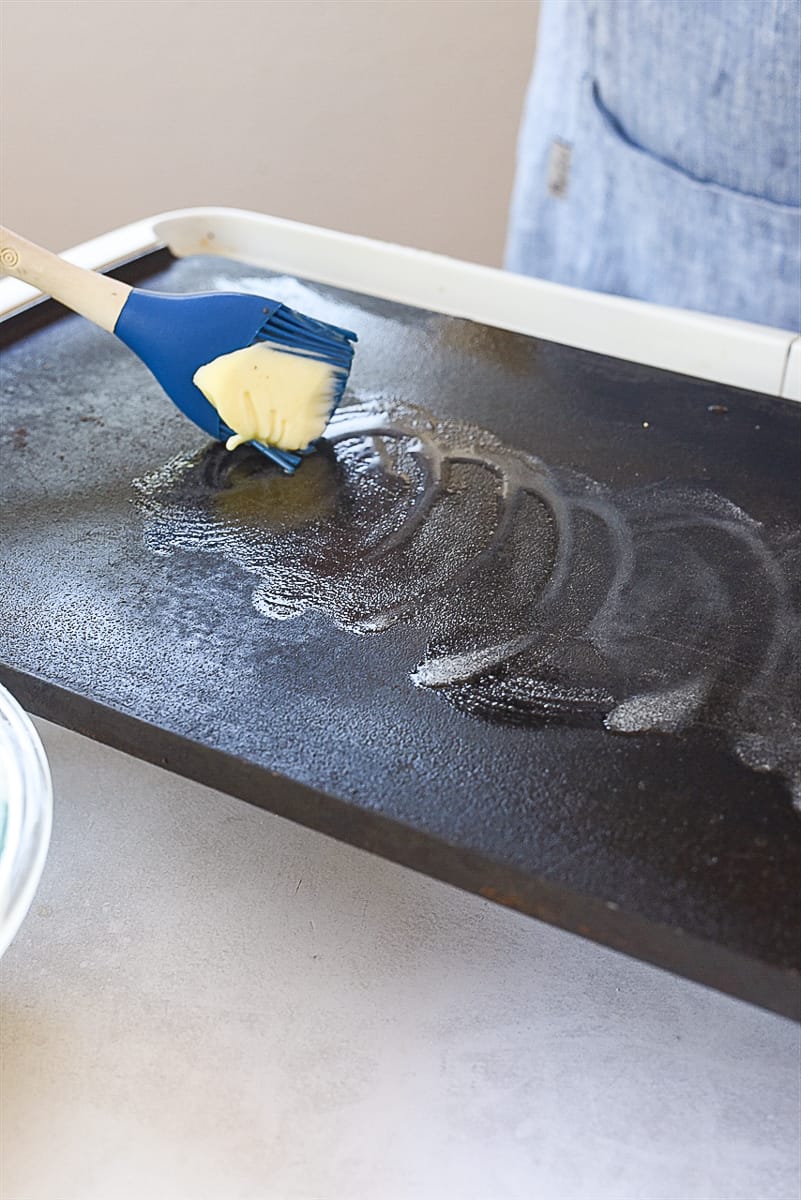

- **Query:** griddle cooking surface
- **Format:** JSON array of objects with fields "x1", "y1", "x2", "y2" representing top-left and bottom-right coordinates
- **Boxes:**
[{"x1": 2, "y1": 253, "x2": 799, "y2": 1018}]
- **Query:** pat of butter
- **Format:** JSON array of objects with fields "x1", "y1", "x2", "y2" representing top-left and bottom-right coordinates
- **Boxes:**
[{"x1": 193, "y1": 342, "x2": 339, "y2": 452}]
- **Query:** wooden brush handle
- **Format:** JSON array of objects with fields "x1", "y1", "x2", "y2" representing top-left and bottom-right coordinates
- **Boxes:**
[{"x1": 0, "y1": 225, "x2": 132, "y2": 333}]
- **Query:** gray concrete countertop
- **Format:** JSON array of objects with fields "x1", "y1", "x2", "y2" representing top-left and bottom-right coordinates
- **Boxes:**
[{"x1": 1, "y1": 719, "x2": 799, "y2": 1200}]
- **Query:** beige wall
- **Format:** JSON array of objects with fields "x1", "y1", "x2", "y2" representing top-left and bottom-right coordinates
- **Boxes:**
[{"x1": 0, "y1": 0, "x2": 538, "y2": 265}]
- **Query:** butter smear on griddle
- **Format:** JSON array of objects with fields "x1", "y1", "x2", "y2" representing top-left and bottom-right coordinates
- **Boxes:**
[{"x1": 193, "y1": 342, "x2": 339, "y2": 452}]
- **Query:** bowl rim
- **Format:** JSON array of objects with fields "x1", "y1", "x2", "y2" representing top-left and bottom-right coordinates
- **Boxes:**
[{"x1": 0, "y1": 683, "x2": 53, "y2": 957}]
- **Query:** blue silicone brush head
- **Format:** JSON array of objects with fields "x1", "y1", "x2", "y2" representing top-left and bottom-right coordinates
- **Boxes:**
[{"x1": 114, "y1": 289, "x2": 357, "y2": 473}]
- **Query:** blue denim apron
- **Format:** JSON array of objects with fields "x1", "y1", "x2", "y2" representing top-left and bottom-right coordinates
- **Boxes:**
[{"x1": 506, "y1": 0, "x2": 801, "y2": 331}]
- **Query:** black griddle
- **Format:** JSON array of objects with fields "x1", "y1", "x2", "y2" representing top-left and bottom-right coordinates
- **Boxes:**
[{"x1": 1, "y1": 250, "x2": 799, "y2": 1020}]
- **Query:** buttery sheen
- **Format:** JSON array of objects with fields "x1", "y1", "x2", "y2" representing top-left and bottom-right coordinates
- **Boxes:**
[{"x1": 193, "y1": 342, "x2": 338, "y2": 452}]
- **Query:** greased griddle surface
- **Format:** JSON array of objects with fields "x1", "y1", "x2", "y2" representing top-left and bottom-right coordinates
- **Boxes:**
[{"x1": 2, "y1": 254, "x2": 799, "y2": 1018}]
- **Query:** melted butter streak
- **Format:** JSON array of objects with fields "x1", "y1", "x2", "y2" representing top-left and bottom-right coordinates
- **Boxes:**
[{"x1": 134, "y1": 398, "x2": 801, "y2": 809}]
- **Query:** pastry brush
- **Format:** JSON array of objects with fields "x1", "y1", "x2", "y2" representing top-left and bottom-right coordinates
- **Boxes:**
[{"x1": 0, "y1": 226, "x2": 357, "y2": 473}]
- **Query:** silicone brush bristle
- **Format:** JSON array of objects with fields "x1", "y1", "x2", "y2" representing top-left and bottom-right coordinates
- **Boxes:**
[{"x1": 249, "y1": 305, "x2": 357, "y2": 473}]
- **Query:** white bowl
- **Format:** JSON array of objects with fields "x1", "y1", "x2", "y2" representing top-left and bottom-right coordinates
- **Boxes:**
[{"x1": 0, "y1": 684, "x2": 53, "y2": 956}]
